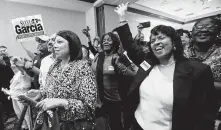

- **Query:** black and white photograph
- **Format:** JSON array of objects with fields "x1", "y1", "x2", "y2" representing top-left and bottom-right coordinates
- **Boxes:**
[{"x1": 0, "y1": 0, "x2": 221, "y2": 130}]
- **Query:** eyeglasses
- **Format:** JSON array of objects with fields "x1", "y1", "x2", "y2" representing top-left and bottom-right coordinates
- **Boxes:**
[{"x1": 194, "y1": 24, "x2": 218, "y2": 31}]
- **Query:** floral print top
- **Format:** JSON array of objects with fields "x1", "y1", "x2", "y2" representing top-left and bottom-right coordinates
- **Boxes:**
[
  {"x1": 186, "y1": 44, "x2": 221, "y2": 82},
  {"x1": 42, "y1": 59, "x2": 97, "y2": 121}
]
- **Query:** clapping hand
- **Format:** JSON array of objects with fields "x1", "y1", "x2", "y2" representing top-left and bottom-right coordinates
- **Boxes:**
[
  {"x1": 112, "y1": 54, "x2": 125, "y2": 74},
  {"x1": 23, "y1": 60, "x2": 33, "y2": 69},
  {"x1": 12, "y1": 57, "x2": 24, "y2": 67},
  {"x1": 26, "y1": 89, "x2": 42, "y2": 101},
  {"x1": 36, "y1": 98, "x2": 67, "y2": 111}
]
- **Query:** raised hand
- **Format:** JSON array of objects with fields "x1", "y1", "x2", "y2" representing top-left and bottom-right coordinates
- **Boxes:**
[
  {"x1": 82, "y1": 28, "x2": 91, "y2": 38},
  {"x1": 114, "y1": 2, "x2": 129, "y2": 17}
]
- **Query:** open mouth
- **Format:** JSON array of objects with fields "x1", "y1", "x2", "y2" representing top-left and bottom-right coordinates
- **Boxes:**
[
  {"x1": 197, "y1": 32, "x2": 210, "y2": 37},
  {"x1": 54, "y1": 50, "x2": 59, "y2": 54},
  {"x1": 103, "y1": 44, "x2": 111, "y2": 48},
  {"x1": 155, "y1": 46, "x2": 163, "y2": 52}
]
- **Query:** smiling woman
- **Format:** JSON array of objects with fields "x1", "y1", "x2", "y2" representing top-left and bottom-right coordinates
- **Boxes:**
[
  {"x1": 149, "y1": 25, "x2": 183, "y2": 64},
  {"x1": 100, "y1": 32, "x2": 119, "y2": 54},
  {"x1": 113, "y1": 3, "x2": 219, "y2": 130},
  {"x1": 186, "y1": 17, "x2": 221, "y2": 128},
  {"x1": 187, "y1": 17, "x2": 221, "y2": 85},
  {"x1": 91, "y1": 31, "x2": 136, "y2": 130}
]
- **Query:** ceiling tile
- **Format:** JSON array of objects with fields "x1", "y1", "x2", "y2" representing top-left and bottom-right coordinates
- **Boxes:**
[{"x1": 135, "y1": 0, "x2": 221, "y2": 20}]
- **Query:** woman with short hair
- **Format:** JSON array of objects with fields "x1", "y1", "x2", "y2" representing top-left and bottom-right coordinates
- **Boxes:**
[{"x1": 33, "y1": 30, "x2": 97, "y2": 130}]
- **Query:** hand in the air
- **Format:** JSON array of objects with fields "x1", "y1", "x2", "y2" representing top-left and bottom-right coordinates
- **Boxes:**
[
  {"x1": 114, "y1": 2, "x2": 129, "y2": 17},
  {"x1": 82, "y1": 29, "x2": 91, "y2": 38}
]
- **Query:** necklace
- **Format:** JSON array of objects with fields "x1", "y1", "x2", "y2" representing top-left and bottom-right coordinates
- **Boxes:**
[
  {"x1": 158, "y1": 61, "x2": 175, "y2": 80},
  {"x1": 159, "y1": 61, "x2": 175, "y2": 68}
]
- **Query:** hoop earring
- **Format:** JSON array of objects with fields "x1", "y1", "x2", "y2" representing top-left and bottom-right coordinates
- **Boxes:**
[{"x1": 173, "y1": 46, "x2": 176, "y2": 50}]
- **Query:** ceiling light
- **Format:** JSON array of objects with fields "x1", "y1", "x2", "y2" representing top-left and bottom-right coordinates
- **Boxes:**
[
  {"x1": 160, "y1": 0, "x2": 169, "y2": 6},
  {"x1": 186, "y1": 13, "x2": 195, "y2": 16},
  {"x1": 174, "y1": 8, "x2": 184, "y2": 12},
  {"x1": 203, "y1": 6, "x2": 210, "y2": 9},
  {"x1": 200, "y1": 0, "x2": 213, "y2": 5}
]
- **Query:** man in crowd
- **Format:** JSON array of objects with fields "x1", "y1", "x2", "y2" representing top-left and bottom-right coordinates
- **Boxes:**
[{"x1": 21, "y1": 35, "x2": 50, "y2": 89}]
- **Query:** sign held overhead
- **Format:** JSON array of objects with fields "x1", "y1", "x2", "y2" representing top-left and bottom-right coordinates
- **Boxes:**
[{"x1": 12, "y1": 14, "x2": 45, "y2": 42}]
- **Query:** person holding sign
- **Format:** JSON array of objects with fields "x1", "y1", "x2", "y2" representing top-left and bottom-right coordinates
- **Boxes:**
[
  {"x1": 114, "y1": 3, "x2": 218, "y2": 130},
  {"x1": 27, "y1": 33, "x2": 57, "y2": 102},
  {"x1": 12, "y1": 15, "x2": 45, "y2": 42},
  {"x1": 19, "y1": 35, "x2": 50, "y2": 90}
]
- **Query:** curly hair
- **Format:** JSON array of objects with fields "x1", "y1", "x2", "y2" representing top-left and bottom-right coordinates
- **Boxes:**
[
  {"x1": 56, "y1": 30, "x2": 83, "y2": 61},
  {"x1": 100, "y1": 32, "x2": 120, "y2": 53},
  {"x1": 149, "y1": 25, "x2": 184, "y2": 63}
]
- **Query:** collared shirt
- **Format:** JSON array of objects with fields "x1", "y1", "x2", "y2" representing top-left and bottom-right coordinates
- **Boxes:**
[
  {"x1": 135, "y1": 66, "x2": 174, "y2": 130},
  {"x1": 39, "y1": 54, "x2": 55, "y2": 89}
]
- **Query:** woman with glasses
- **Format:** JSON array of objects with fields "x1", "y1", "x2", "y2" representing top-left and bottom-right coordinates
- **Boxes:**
[
  {"x1": 188, "y1": 17, "x2": 221, "y2": 130},
  {"x1": 187, "y1": 17, "x2": 221, "y2": 91}
]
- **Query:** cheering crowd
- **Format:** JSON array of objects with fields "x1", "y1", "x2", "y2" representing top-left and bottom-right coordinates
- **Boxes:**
[{"x1": 1, "y1": 3, "x2": 221, "y2": 130}]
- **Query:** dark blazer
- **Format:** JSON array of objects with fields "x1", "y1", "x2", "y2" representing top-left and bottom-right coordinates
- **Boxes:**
[{"x1": 115, "y1": 24, "x2": 218, "y2": 130}]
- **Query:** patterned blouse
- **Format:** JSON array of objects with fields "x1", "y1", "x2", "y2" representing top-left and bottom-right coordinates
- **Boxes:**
[
  {"x1": 186, "y1": 44, "x2": 221, "y2": 82},
  {"x1": 42, "y1": 59, "x2": 97, "y2": 121}
]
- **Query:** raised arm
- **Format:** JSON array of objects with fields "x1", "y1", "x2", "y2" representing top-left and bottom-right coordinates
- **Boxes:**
[
  {"x1": 19, "y1": 41, "x2": 36, "y2": 60},
  {"x1": 114, "y1": 3, "x2": 146, "y2": 66},
  {"x1": 82, "y1": 28, "x2": 98, "y2": 55},
  {"x1": 112, "y1": 53, "x2": 138, "y2": 76}
]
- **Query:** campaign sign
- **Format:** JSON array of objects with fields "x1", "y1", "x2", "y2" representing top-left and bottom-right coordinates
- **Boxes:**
[{"x1": 12, "y1": 14, "x2": 45, "y2": 41}]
